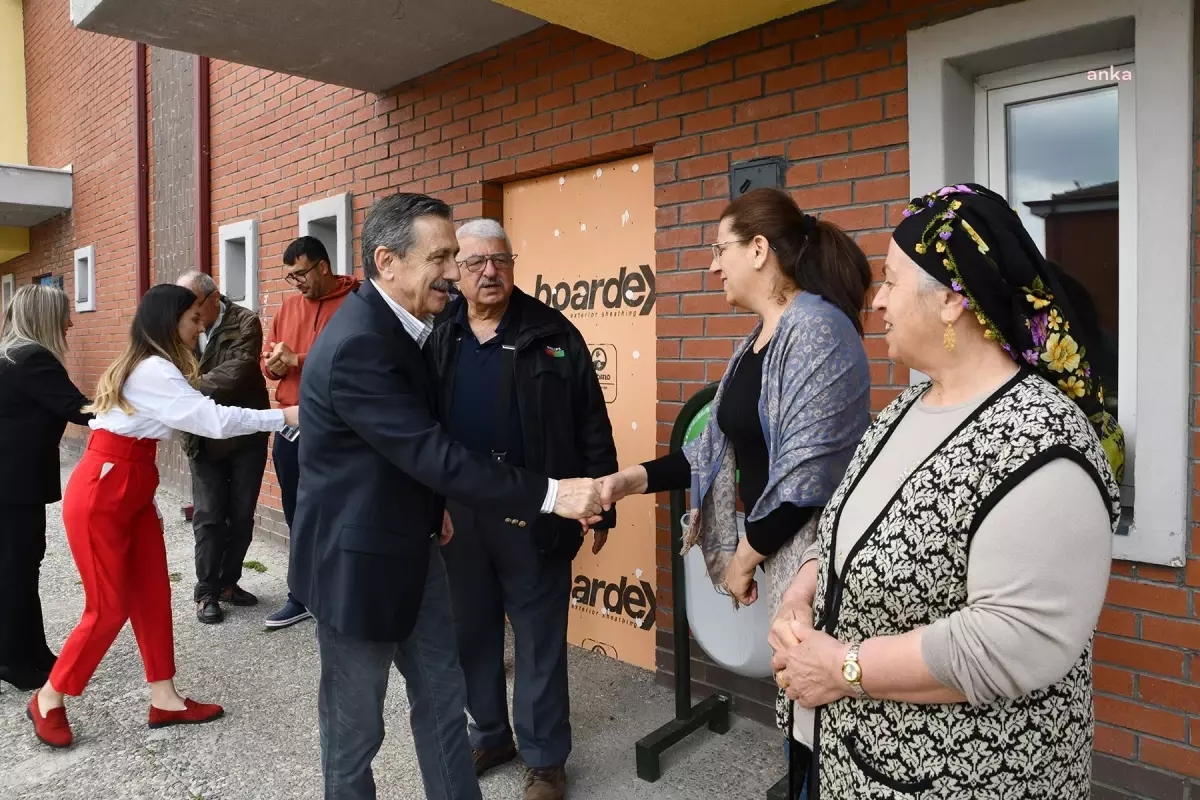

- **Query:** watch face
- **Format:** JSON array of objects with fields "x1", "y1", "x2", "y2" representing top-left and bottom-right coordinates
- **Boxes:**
[{"x1": 843, "y1": 662, "x2": 861, "y2": 682}]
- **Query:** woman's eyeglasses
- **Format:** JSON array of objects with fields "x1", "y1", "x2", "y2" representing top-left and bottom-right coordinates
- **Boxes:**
[
  {"x1": 710, "y1": 239, "x2": 748, "y2": 260},
  {"x1": 457, "y1": 253, "x2": 518, "y2": 273}
]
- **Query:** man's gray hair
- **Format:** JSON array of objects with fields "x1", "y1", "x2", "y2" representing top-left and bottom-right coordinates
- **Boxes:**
[
  {"x1": 361, "y1": 193, "x2": 453, "y2": 280},
  {"x1": 176, "y1": 270, "x2": 218, "y2": 298},
  {"x1": 456, "y1": 218, "x2": 511, "y2": 250}
]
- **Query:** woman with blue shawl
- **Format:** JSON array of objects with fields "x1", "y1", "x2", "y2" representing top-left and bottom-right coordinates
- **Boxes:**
[{"x1": 599, "y1": 187, "x2": 873, "y2": 793}]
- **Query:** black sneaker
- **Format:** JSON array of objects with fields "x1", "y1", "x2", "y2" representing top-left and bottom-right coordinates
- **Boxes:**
[
  {"x1": 220, "y1": 585, "x2": 258, "y2": 606},
  {"x1": 197, "y1": 597, "x2": 224, "y2": 624},
  {"x1": 264, "y1": 598, "x2": 312, "y2": 630}
]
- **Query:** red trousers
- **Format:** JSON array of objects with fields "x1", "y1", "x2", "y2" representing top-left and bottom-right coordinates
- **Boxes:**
[{"x1": 50, "y1": 430, "x2": 175, "y2": 696}]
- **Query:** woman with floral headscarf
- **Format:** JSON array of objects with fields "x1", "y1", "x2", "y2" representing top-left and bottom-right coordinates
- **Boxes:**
[{"x1": 769, "y1": 183, "x2": 1122, "y2": 799}]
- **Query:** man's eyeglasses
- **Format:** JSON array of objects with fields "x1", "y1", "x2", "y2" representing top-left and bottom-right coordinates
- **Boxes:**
[
  {"x1": 284, "y1": 263, "x2": 320, "y2": 285},
  {"x1": 457, "y1": 253, "x2": 517, "y2": 273}
]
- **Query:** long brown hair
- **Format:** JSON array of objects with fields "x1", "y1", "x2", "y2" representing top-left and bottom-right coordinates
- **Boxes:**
[
  {"x1": 721, "y1": 187, "x2": 871, "y2": 335},
  {"x1": 86, "y1": 284, "x2": 200, "y2": 415}
]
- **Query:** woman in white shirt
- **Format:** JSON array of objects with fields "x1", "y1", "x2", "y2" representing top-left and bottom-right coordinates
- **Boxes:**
[{"x1": 25, "y1": 284, "x2": 298, "y2": 749}]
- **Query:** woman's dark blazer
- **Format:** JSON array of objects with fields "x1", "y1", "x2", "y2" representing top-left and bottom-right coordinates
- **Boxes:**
[{"x1": 0, "y1": 343, "x2": 92, "y2": 506}]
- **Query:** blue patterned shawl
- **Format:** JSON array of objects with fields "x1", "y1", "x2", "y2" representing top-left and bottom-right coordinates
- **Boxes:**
[{"x1": 680, "y1": 291, "x2": 871, "y2": 598}]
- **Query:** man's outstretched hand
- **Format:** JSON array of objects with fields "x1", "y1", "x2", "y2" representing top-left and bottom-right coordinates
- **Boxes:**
[{"x1": 553, "y1": 478, "x2": 602, "y2": 521}]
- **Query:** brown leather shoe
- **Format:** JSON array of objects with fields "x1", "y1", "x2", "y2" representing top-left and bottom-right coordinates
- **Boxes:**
[
  {"x1": 472, "y1": 741, "x2": 517, "y2": 776},
  {"x1": 524, "y1": 766, "x2": 566, "y2": 800}
]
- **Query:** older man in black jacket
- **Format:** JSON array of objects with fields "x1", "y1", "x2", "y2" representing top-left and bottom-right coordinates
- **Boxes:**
[
  {"x1": 176, "y1": 271, "x2": 271, "y2": 625},
  {"x1": 289, "y1": 193, "x2": 603, "y2": 800},
  {"x1": 428, "y1": 219, "x2": 617, "y2": 800}
]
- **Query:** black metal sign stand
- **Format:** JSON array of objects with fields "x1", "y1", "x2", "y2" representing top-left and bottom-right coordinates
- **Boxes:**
[{"x1": 634, "y1": 384, "x2": 732, "y2": 782}]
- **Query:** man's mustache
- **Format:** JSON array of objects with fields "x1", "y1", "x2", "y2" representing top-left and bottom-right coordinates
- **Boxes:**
[
  {"x1": 478, "y1": 278, "x2": 504, "y2": 289},
  {"x1": 431, "y1": 279, "x2": 455, "y2": 292}
]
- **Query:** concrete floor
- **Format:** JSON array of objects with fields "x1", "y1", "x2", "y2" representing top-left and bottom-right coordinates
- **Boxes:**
[{"x1": 0, "y1": 465, "x2": 784, "y2": 799}]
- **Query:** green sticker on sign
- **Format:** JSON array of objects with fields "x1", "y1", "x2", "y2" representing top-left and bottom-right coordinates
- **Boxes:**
[
  {"x1": 681, "y1": 402, "x2": 739, "y2": 483},
  {"x1": 683, "y1": 403, "x2": 711, "y2": 446}
]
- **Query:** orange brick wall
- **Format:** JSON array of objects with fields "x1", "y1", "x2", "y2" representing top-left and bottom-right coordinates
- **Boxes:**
[
  {"x1": 10, "y1": 0, "x2": 139, "y2": 445},
  {"x1": 11, "y1": 0, "x2": 1200, "y2": 792}
]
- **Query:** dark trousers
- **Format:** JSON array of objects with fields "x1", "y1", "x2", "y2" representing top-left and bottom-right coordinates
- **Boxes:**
[
  {"x1": 316, "y1": 545, "x2": 480, "y2": 800},
  {"x1": 273, "y1": 432, "x2": 299, "y2": 528},
  {"x1": 785, "y1": 738, "x2": 812, "y2": 800},
  {"x1": 191, "y1": 437, "x2": 269, "y2": 601},
  {"x1": 0, "y1": 504, "x2": 56, "y2": 674},
  {"x1": 441, "y1": 501, "x2": 573, "y2": 768},
  {"x1": 272, "y1": 432, "x2": 303, "y2": 606}
]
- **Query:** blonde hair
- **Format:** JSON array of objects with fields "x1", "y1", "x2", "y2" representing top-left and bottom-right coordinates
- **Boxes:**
[
  {"x1": 0, "y1": 284, "x2": 71, "y2": 364},
  {"x1": 86, "y1": 284, "x2": 201, "y2": 415}
]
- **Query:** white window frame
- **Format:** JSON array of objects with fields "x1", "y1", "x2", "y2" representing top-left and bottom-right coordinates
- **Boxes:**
[
  {"x1": 1, "y1": 273, "x2": 14, "y2": 314},
  {"x1": 908, "y1": 0, "x2": 1193, "y2": 566},
  {"x1": 975, "y1": 60, "x2": 1138, "y2": 503},
  {"x1": 73, "y1": 245, "x2": 96, "y2": 313},
  {"x1": 298, "y1": 193, "x2": 352, "y2": 277},
  {"x1": 218, "y1": 219, "x2": 259, "y2": 311}
]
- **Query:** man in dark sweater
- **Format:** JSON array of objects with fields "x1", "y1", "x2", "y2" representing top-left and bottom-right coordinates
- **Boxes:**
[{"x1": 428, "y1": 219, "x2": 617, "y2": 800}]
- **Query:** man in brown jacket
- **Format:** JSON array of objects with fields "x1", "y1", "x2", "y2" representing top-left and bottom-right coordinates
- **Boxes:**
[{"x1": 177, "y1": 271, "x2": 272, "y2": 624}]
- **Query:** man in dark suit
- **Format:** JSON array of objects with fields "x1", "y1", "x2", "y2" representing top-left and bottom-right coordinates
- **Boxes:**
[{"x1": 289, "y1": 193, "x2": 603, "y2": 800}]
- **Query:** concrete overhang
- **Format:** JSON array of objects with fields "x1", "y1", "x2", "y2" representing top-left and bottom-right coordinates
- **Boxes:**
[
  {"x1": 0, "y1": 163, "x2": 72, "y2": 228},
  {"x1": 492, "y1": 0, "x2": 836, "y2": 59},
  {"x1": 70, "y1": 0, "x2": 548, "y2": 94}
]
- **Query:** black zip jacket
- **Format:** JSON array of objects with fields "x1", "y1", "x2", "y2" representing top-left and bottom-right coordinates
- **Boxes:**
[{"x1": 428, "y1": 287, "x2": 619, "y2": 559}]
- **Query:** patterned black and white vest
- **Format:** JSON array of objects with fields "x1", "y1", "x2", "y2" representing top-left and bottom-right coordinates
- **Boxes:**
[{"x1": 802, "y1": 371, "x2": 1120, "y2": 799}]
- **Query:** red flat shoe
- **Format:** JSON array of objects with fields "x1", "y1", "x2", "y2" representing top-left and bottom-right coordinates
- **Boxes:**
[
  {"x1": 26, "y1": 692, "x2": 72, "y2": 748},
  {"x1": 148, "y1": 698, "x2": 224, "y2": 729}
]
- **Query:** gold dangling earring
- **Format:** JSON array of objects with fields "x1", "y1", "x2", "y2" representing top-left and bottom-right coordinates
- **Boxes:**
[{"x1": 943, "y1": 321, "x2": 956, "y2": 352}]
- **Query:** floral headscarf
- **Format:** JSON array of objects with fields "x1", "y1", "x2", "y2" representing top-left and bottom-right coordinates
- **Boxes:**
[{"x1": 893, "y1": 183, "x2": 1125, "y2": 483}]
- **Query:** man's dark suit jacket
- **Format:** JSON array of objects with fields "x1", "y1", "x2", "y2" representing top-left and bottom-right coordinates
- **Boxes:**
[
  {"x1": 288, "y1": 280, "x2": 550, "y2": 642},
  {"x1": 0, "y1": 343, "x2": 91, "y2": 506}
]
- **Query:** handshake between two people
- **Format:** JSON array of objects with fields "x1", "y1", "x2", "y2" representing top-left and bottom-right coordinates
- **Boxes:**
[
  {"x1": 551, "y1": 465, "x2": 648, "y2": 522},
  {"x1": 549, "y1": 465, "x2": 649, "y2": 556}
]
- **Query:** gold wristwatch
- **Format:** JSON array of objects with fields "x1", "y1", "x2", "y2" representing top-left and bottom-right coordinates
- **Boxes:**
[{"x1": 842, "y1": 642, "x2": 868, "y2": 698}]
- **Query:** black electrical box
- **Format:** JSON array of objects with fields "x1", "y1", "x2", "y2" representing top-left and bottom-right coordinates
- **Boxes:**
[{"x1": 729, "y1": 156, "x2": 787, "y2": 199}]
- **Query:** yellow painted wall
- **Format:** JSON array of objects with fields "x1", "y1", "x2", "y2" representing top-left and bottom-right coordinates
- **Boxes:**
[
  {"x1": 0, "y1": 226, "x2": 30, "y2": 264},
  {"x1": 495, "y1": 0, "x2": 833, "y2": 59},
  {"x1": 0, "y1": 0, "x2": 30, "y2": 262},
  {"x1": 0, "y1": 0, "x2": 28, "y2": 166}
]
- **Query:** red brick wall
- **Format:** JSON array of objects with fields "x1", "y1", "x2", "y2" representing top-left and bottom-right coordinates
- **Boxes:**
[
  {"x1": 10, "y1": 0, "x2": 138, "y2": 447},
  {"x1": 13, "y1": 0, "x2": 1200, "y2": 792},
  {"x1": 200, "y1": 0, "x2": 1015, "y2": 725}
]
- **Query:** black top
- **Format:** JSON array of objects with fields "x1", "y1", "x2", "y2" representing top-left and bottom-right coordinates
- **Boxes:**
[
  {"x1": 0, "y1": 343, "x2": 92, "y2": 506},
  {"x1": 642, "y1": 343, "x2": 815, "y2": 557},
  {"x1": 444, "y1": 302, "x2": 525, "y2": 467}
]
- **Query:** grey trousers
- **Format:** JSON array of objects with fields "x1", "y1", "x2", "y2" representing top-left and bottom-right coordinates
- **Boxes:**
[
  {"x1": 441, "y1": 501, "x2": 573, "y2": 768},
  {"x1": 316, "y1": 545, "x2": 481, "y2": 800}
]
